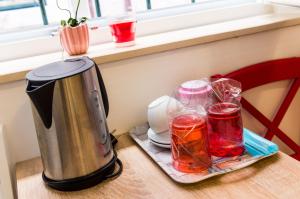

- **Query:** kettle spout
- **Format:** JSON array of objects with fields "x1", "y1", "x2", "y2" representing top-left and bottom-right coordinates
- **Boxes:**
[{"x1": 26, "y1": 80, "x2": 56, "y2": 129}]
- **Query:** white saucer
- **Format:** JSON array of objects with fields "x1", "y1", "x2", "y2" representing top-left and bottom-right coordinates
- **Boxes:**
[
  {"x1": 149, "y1": 139, "x2": 171, "y2": 149},
  {"x1": 147, "y1": 128, "x2": 171, "y2": 145}
]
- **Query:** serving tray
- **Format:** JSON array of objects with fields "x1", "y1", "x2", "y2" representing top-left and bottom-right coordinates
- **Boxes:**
[{"x1": 129, "y1": 124, "x2": 278, "y2": 184}]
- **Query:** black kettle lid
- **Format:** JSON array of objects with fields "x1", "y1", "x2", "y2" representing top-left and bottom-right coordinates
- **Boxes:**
[{"x1": 26, "y1": 56, "x2": 95, "y2": 82}]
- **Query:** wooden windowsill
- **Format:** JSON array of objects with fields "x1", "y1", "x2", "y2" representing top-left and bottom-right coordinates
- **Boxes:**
[{"x1": 1, "y1": 12, "x2": 300, "y2": 84}]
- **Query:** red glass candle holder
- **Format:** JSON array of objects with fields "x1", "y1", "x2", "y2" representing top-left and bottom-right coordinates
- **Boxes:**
[
  {"x1": 171, "y1": 113, "x2": 212, "y2": 173},
  {"x1": 109, "y1": 19, "x2": 136, "y2": 47},
  {"x1": 207, "y1": 102, "x2": 245, "y2": 157}
]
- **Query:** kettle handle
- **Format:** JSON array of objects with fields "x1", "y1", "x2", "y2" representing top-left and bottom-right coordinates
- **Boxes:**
[{"x1": 94, "y1": 63, "x2": 109, "y2": 117}]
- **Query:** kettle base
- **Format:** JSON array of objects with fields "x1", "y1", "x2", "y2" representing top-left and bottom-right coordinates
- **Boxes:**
[{"x1": 42, "y1": 155, "x2": 118, "y2": 191}]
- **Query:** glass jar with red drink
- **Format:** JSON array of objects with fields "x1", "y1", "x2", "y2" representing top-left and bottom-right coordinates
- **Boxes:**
[
  {"x1": 207, "y1": 102, "x2": 245, "y2": 157},
  {"x1": 170, "y1": 110, "x2": 212, "y2": 173}
]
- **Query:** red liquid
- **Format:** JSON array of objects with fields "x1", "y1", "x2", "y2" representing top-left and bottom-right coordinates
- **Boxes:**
[
  {"x1": 207, "y1": 102, "x2": 244, "y2": 157},
  {"x1": 109, "y1": 21, "x2": 135, "y2": 43},
  {"x1": 171, "y1": 114, "x2": 212, "y2": 173}
]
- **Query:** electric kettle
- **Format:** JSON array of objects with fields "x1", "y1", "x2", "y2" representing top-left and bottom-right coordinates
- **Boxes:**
[{"x1": 26, "y1": 57, "x2": 122, "y2": 191}]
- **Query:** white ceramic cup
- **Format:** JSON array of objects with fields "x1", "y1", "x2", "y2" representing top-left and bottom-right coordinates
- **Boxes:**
[{"x1": 147, "y1": 96, "x2": 179, "y2": 133}]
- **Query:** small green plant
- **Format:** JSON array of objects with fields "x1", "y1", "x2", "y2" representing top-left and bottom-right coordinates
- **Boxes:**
[{"x1": 57, "y1": 0, "x2": 87, "y2": 27}]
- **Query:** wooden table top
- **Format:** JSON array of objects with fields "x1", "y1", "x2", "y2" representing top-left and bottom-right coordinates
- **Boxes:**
[{"x1": 16, "y1": 134, "x2": 300, "y2": 199}]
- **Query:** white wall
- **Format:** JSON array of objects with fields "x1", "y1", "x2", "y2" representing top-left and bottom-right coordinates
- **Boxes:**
[
  {"x1": 0, "y1": 126, "x2": 14, "y2": 199},
  {"x1": 0, "y1": 25, "x2": 300, "y2": 170}
]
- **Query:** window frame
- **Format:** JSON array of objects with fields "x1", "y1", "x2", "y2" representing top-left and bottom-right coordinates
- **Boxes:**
[
  {"x1": 0, "y1": 0, "x2": 258, "y2": 61},
  {"x1": 268, "y1": 0, "x2": 300, "y2": 6}
]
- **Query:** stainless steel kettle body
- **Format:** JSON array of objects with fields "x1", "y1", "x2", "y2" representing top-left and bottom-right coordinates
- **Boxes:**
[{"x1": 26, "y1": 57, "x2": 118, "y2": 191}]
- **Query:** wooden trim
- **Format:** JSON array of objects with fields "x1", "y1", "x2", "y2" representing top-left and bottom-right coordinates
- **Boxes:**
[{"x1": 1, "y1": 13, "x2": 300, "y2": 84}]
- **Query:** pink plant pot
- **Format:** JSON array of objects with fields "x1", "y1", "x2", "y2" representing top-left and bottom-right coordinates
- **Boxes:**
[{"x1": 60, "y1": 23, "x2": 89, "y2": 56}]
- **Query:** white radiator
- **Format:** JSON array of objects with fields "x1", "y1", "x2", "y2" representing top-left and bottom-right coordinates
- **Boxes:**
[{"x1": 0, "y1": 125, "x2": 14, "y2": 199}]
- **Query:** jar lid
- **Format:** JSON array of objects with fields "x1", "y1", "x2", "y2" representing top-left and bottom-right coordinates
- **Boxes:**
[
  {"x1": 179, "y1": 80, "x2": 211, "y2": 95},
  {"x1": 181, "y1": 80, "x2": 208, "y2": 90}
]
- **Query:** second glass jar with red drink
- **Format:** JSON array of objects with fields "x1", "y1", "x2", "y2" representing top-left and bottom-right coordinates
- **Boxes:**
[{"x1": 207, "y1": 102, "x2": 245, "y2": 157}]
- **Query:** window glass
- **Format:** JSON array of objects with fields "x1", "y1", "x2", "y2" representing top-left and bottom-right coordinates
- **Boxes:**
[
  {"x1": 0, "y1": 0, "x2": 253, "y2": 35},
  {"x1": 0, "y1": 0, "x2": 79, "y2": 32},
  {"x1": 150, "y1": 0, "x2": 192, "y2": 9},
  {"x1": 0, "y1": 1, "x2": 43, "y2": 32},
  {"x1": 0, "y1": 0, "x2": 200, "y2": 33}
]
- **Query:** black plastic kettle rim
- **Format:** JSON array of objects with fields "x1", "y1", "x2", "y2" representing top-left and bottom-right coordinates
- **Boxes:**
[{"x1": 26, "y1": 56, "x2": 95, "y2": 82}]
